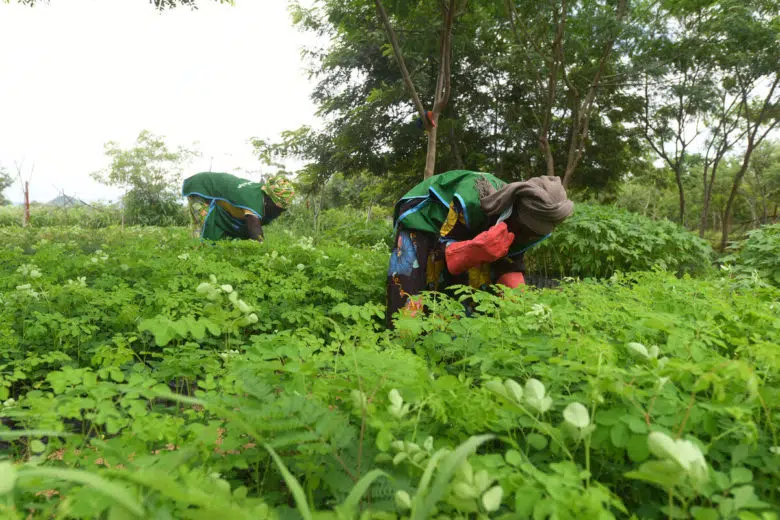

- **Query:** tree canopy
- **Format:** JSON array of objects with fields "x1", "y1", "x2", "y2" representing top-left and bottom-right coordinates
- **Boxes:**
[
  {"x1": 254, "y1": 0, "x2": 778, "y2": 246},
  {"x1": 0, "y1": 166, "x2": 13, "y2": 206},
  {"x1": 92, "y1": 130, "x2": 196, "y2": 226}
]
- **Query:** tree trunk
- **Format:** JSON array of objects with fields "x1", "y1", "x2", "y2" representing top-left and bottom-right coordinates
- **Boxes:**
[
  {"x1": 719, "y1": 152, "x2": 752, "y2": 250},
  {"x1": 721, "y1": 76, "x2": 779, "y2": 249},
  {"x1": 699, "y1": 157, "x2": 722, "y2": 237},
  {"x1": 23, "y1": 181, "x2": 30, "y2": 228},
  {"x1": 747, "y1": 200, "x2": 757, "y2": 229},
  {"x1": 424, "y1": 122, "x2": 439, "y2": 179},
  {"x1": 375, "y1": 0, "x2": 455, "y2": 181},
  {"x1": 674, "y1": 166, "x2": 685, "y2": 226}
]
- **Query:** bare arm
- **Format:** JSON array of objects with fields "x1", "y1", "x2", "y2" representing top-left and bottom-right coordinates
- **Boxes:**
[{"x1": 246, "y1": 214, "x2": 264, "y2": 242}]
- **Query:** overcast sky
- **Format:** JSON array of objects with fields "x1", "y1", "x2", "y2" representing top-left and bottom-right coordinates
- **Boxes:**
[{"x1": 0, "y1": 0, "x2": 320, "y2": 203}]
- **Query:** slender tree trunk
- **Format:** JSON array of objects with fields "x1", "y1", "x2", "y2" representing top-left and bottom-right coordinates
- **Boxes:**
[
  {"x1": 562, "y1": 0, "x2": 627, "y2": 188},
  {"x1": 720, "y1": 150, "x2": 753, "y2": 250},
  {"x1": 699, "y1": 157, "x2": 722, "y2": 237},
  {"x1": 23, "y1": 181, "x2": 30, "y2": 228},
  {"x1": 720, "y1": 76, "x2": 779, "y2": 250},
  {"x1": 747, "y1": 201, "x2": 757, "y2": 228},
  {"x1": 673, "y1": 165, "x2": 685, "y2": 226},
  {"x1": 375, "y1": 0, "x2": 456, "y2": 181},
  {"x1": 424, "y1": 120, "x2": 439, "y2": 179}
]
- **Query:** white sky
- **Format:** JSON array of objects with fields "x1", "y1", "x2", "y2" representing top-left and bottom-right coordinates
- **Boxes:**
[{"x1": 0, "y1": 0, "x2": 320, "y2": 203}]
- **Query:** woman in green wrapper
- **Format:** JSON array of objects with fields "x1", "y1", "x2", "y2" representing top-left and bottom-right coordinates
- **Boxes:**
[
  {"x1": 182, "y1": 172, "x2": 294, "y2": 242},
  {"x1": 386, "y1": 170, "x2": 574, "y2": 328}
]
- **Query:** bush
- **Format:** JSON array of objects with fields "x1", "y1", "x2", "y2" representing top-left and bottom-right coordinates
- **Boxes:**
[
  {"x1": 274, "y1": 204, "x2": 393, "y2": 248},
  {"x1": 0, "y1": 200, "x2": 189, "y2": 228},
  {"x1": 0, "y1": 205, "x2": 122, "y2": 229},
  {"x1": 525, "y1": 203, "x2": 714, "y2": 278},
  {"x1": 0, "y1": 226, "x2": 777, "y2": 518},
  {"x1": 123, "y1": 187, "x2": 189, "y2": 227},
  {"x1": 721, "y1": 223, "x2": 780, "y2": 286}
]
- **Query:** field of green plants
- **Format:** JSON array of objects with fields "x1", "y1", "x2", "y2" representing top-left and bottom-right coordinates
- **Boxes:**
[{"x1": 0, "y1": 213, "x2": 778, "y2": 519}]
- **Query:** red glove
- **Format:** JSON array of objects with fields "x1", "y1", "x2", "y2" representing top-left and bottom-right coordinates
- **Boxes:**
[
  {"x1": 497, "y1": 272, "x2": 525, "y2": 289},
  {"x1": 445, "y1": 222, "x2": 515, "y2": 275}
]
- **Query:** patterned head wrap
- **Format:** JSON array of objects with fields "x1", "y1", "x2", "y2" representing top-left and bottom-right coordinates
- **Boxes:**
[{"x1": 261, "y1": 176, "x2": 295, "y2": 210}]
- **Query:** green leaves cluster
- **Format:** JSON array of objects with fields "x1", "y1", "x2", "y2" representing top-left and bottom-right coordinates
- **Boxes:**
[
  {"x1": 721, "y1": 223, "x2": 780, "y2": 286},
  {"x1": 525, "y1": 203, "x2": 715, "y2": 278},
  {"x1": 0, "y1": 224, "x2": 777, "y2": 519}
]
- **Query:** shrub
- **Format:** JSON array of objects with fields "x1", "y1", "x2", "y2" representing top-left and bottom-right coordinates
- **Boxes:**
[
  {"x1": 275, "y1": 204, "x2": 393, "y2": 248},
  {"x1": 721, "y1": 223, "x2": 780, "y2": 286},
  {"x1": 0, "y1": 205, "x2": 122, "y2": 229},
  {"x1": 525, "y1": 203, "x2": 714, "y2": 278}
]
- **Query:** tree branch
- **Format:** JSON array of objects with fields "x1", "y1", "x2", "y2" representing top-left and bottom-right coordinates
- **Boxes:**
[
  {"x1": 374, "y1": 0, "x2": 429, "y2": 127},
  {"x1": 563, "y1": 0, "x2": 626, "y2": 185}
]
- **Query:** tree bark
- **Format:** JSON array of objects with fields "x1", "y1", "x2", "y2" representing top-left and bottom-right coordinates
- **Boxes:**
[
  {"x1": 375, "y1": 0, "x2": 456, "y2": 180},
  {"x1": 23, "y1": 181, "x2": 30, "y2": 228},
  {"x1": 699, "y1": 95, "x2": 743, "y2": 237},
  {"x1": 374, "y1": 0, "x2": 428, "y2": 125},
  {"x1": 674, "y1": 166, "x2": 686, "y2": 226},
  {"x1": 424, "y1": 123, "x2": 440, "y2": 179},
  {"x1": 562, "y1": 0, "x2": 627, "y2": 188},
  {"x1": 719, "y1": 76, "x2": 779, "y2": 251}
]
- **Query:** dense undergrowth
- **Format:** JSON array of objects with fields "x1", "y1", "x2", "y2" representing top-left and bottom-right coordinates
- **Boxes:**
[
  {"x1": 274, "y1": 203, "x2": 717, "y2": 279},
  {"x1": 524, "y1": 204, "x2": 715, "y2": 279},
  {"x1": 0, "y1": 204, "x2": 187, "y2": 229},
  {"x1": 720, "y1": 223, "x2": 780, "y2": 287},
  {"x1": 0, "y1": 224, "x2": 777, "y2": 519}
]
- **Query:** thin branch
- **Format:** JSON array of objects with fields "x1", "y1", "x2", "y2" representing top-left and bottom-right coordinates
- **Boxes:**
[
  {"x1": 564, "y1": 0, "x2": 627, "y2": 183},
  {"x1": 374, "y1": 0, "x2": 429, "y2": 127}
]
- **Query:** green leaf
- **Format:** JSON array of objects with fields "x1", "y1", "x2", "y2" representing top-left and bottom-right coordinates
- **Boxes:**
[
  {"x1": 623, "y1": 415, "x2": 648, "y2": 434},
  {"x1": 729, "y1": 467, "x2": 752, "y2": 485},
  {"x1": 690, "y1": 507, "x2": 719, "y2": 520},
  {"x1": 338, "y1": 469, "x2": 390, "y2": 514},
  {"x1": 264, "y1": 444, "x2": 312, "y2": 520},
  {"x1": 731, "y1": 485, "x2": 768, "y2": 510},
  {"x1": 527, "y1": 433, "x2": 548, "y2": 451},
  {"x1": 481, "y1": 485, "x2": 503, "y2": 512},
  {"x1": 563, "y1": 402, "x2": 590, "y2": 429},
  {"x1": 610, "y1": 423, "x2": 630, "y2": 448},
  {"x1": 413, "y1": 434, "x2": 494, "y2": 520},
  {"x1": 19, "y1": 467, "x2": 144, "y2": 517},
  {"x1": 732, "y1": 444, "x2": 750, "y2": 465},
  {"x1": 514, "y1": 486, "x2": 543, "y2": 517},
  {"x1": 0, "y1": 461, "x2": 17, "y2": 494},
  {"x1": 30, "y1": 440, "x2": 46, "y2": 453},
  {"x1": 626, "y1": 460, "x2": 684, "y2": 489},
  {"x1": 376, "y1": 429, "x2": 393, "y2": 452},
  {"x1": 627, "y1": 434, "x2": 650, "y2": 463},
  {"x1": 505, "y1": 449, "x2": 523, "y2": 467}
]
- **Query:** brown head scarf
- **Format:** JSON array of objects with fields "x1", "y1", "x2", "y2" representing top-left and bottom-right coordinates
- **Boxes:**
[{"x1": 478, "y1": 176, "x2": 574, "y2": 236}]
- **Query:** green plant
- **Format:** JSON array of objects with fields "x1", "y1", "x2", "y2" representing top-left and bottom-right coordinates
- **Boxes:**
[
  {"x1": 720, "y1": 223, "x2": 780, "y2": 287},
  {"x1": 525, "y1": 203, "x2": 715, "y2": 278},
  {"x1": 0, "y1": 226, "x2": 777, "y2": 519}
]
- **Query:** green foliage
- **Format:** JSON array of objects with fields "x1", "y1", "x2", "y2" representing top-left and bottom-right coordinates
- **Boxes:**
[
  {"x1": 92, "y1": 130, "x2": 196, "y2": 227},
  {"x1": 0, "y1": 204, "x2": 136, "y2": 229},
  {"x1": 277, "y1": 0, "x2": 647, "y2": 193},
  {"x1": 8, "y1": 0, "x2": 234, "y2": 8},
  {"x1": 0, "y1": 166, "x2": 12, "y2": 206},
  {"x1": 525, "y1": 203, "x2": 715, "y2": 278},
  {"x1": 276, "y1": 203, "x2": 393, "y2": 248},
  {"x1": 0, "y1": 225, "x2": 778, "y2": 519},
  {"x1": 721, "y1": 223, "x2": 780, "y2": 286}
]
